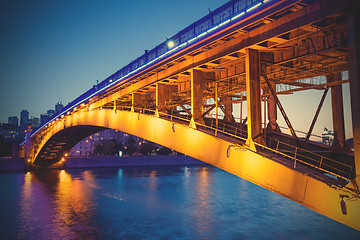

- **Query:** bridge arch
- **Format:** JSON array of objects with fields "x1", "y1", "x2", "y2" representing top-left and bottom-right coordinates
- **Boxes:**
[
  {"x1": 33, "y1": 125, "x2": 107, "y2": 166},
  {"x1": 31, "y1": 108, "x2": 225, "y2": 167}
]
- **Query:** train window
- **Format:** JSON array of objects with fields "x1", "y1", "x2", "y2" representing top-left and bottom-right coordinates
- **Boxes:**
[
  {"x1": 180, "y1": 30, "x2": 194, "y2": 43},
  {"x1": 139, "y1": 56, "x2": 145, "y2": 66},
  {"x1": 247, "y1": 0, "x2": 259, "y2": 8},
  {"x1": 131, "y1": 62, "x2": 138, "y2": 71},
  {"x1": 213, "y1": 13, "x2": 222, "y2": 25},
  {"x1": 223, "y1": 7, "x2": 231, "y2": 19},
  {"x1": 234, "y1": 1, "x2": 241, "y2": 13},
  {"x1": 195, "y1": 20, "x2": 211, "y2": 35},
  {"x1": 214, "y1": 6, "x2": 232, "y2": 25},
  {"x1": 157, "y1": 44, "x2": 167, "y2": 56},
  {"x1": 148, "y1": 50, "x2": 156, "y2": 61},
  {"x1": 172, "y1": 37, "x2": 180, "y2": 47}
]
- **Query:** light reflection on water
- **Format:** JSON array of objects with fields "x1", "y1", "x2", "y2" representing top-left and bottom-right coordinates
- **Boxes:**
[
  {"x1": 1, "y1": 165, "x2": 359, "y2": 239},
  {"x1": 16, "y1": 170, "x2": 98, "y2": 239}
]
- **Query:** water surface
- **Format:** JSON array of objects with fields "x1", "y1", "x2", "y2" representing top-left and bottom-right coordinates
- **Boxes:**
[{"x1": 1, "y1": 165, "x2": 359, "y2": 239}]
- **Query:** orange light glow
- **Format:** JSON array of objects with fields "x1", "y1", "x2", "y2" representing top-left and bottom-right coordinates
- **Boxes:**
[
  {"x1": 149, "y1": 170, "x2": 158, "y2": 190},
  {"x1": 25, "y1": 171, "x2": 32, "y2": 182}
]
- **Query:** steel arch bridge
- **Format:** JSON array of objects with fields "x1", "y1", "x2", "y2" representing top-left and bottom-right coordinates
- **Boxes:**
[{"x1": 22, "y1": 0, "x2": 360, "y2": 230}]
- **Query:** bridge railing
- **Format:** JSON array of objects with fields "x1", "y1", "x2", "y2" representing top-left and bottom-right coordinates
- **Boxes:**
[
  {"x1": 266, "y1": 137, "x2": 353, "y2": 180},
  {"x1": 123, "y1": 106, "x2": 353, "y2": 181},
  {"x1": 202, "y1": 117, "x2": 353, "y2": 180},
  {"x1": 195, "y1": 114, "x2": 354, "y2": 179},
  {"x1": 275, "y1": 125, "x2": 355, "y2": 151}
]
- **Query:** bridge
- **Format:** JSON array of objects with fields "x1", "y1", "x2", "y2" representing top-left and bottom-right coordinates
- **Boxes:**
[{"x1": 21, "y1": 0, "x2": 360, "y2": 230}]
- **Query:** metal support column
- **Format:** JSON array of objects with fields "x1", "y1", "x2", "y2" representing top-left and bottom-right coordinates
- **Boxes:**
[
  {"x1": 132, "y1": 93, "x2": 142, "y2": 112},
  {"x1": 220, "y1": 96, "x2": 234, "y2": 122},
  {"x1": 215, "y1": 82, "x2": 218, "y2": 136},
  {"x1": 327, "y1": 73, "x2": 348, "y2": 152},
  {"x1": 190, "y1": 69, "x2": 204, "y2": 128},
  {"x1": 266, "y1": 83, "x2": 280, "y2": 133},
  {"x1": 156, "y1": 83, "x2": 177, "y2": 117},
  {"x1": 24, "y1": 128, "x2": 34, "y2": 171},
  {"x1": 347, "y1": 6, "x2": 360, "y2": 182},
  {"x1": 156, "y1": 83, "x2": 166, "y2": 116},
  {"x1": 245, "y1": 48, "x2": 265, "y2": 149},
  {"x1": 240, "y1": 93, "x2": 243, "y2": 126}
]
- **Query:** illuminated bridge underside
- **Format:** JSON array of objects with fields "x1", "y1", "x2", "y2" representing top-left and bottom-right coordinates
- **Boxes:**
[
  {"x1": 33, "y1": 109, "x2": 360, "y2": 230},
  {"x1": 34, "y1": 125, "x2": 107, "y2": 166},
  {"x1": 26, "y1": 0, "x2": 360, "y2": 230}
]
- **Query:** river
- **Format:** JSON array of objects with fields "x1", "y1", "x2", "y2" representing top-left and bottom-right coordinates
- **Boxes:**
[{"x1": 1, "y1": 164, "x2": 359, "y2": 239}]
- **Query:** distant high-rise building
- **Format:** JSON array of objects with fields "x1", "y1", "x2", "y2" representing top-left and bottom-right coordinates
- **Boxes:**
[
  {"x1": 31, "y1": 117, "x2": 40, "y2": 129},
  {"x1": 55, "y1": 102, "x2": 63, "y2": 113},
  {"x1": 40, "y1": 114, "x2": 48, "y2": 125},
  {"x1": 0, "y1": 123, "x2": 20, "y2": 142},
  {"x1": 47, "y1": 109, "x2": 55, "y2": 117},
  {"x1": 20, "y1": 110, "x2": 29, "y2": 126},
  {"x1": 8, "y1": 116, "x2": 18, "y2": 126}
]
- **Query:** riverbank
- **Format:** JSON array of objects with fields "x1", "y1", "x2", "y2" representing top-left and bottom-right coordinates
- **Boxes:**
[
  {"x1": 0, "y1": 155, "x2": 205, "y2": 172},
  {"x1": 0, "y1": 157, "x2": 24, "y2": 171}
]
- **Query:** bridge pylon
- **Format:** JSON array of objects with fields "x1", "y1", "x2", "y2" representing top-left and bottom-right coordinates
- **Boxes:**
[{"x1": 245, "y1": 48, "x2": 265, "y2": 149}]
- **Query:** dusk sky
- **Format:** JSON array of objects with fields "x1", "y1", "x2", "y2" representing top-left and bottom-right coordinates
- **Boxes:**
[{"x1": 0, "y1": 0, "x2": 353, "y2": 139}]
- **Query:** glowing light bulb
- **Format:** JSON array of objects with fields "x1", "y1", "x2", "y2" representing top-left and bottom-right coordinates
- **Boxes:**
[{"x1": 167, "y1": 40, "x2": 175, "y2": 48}]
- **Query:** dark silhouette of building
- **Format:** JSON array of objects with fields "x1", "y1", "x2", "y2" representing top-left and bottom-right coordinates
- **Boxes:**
[
  {"x1": 20, "y1": 110, "x2": 29, "y2": 127},
  {"x1": 55, "y1": 101, "x2": 63, "y2": 113},
  {"x1": 0, "y1": 123, "x2": 19, "y2": 142},
  {"x1": 31, "y1": 117, "x2": 40, "y2": 129},
  {"x1": 40, "y1": 114, "x2": 49, "y2": 125},
  {"x1": 47, "y1": 109, "x2": 55, "y2": 117},
  {"x1": 8, "y1": 116, "x2": 18, "y2": 126}
]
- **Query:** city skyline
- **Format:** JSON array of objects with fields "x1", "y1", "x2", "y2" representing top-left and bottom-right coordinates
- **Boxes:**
[
  {"x1": 2, "y1": 102, "x2": 61, "y2": 126},
  {"x1": 0, "y1": 0, "x2": 353, "y2": 138}
]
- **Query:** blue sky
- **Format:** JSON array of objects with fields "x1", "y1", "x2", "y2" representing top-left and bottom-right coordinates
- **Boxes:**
[
  {"x1": 0, "y1": 0, "x2": 353, "y2": 138},
  {"x1": 0, "y1": 0, "x2": 224, "y2": 118}
]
